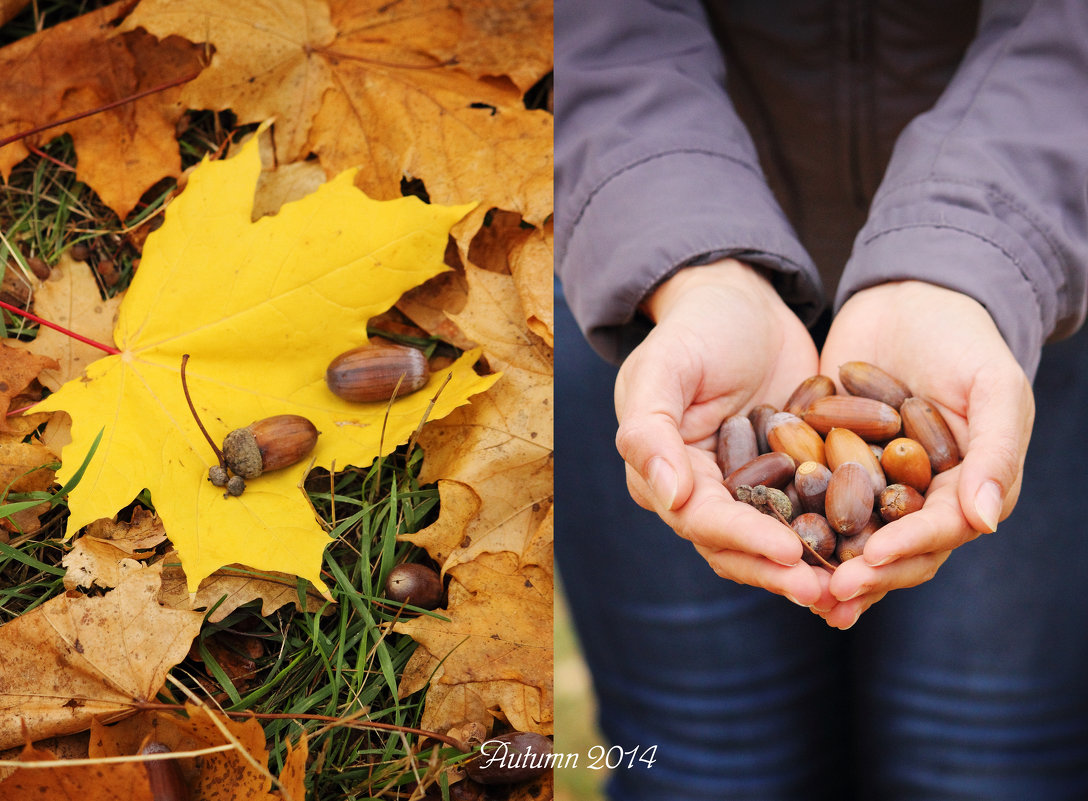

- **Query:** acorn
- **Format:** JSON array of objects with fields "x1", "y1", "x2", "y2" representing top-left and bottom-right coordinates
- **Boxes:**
[
  {"x1": 802, "y1": 396, "x2": 902, "y2": 441},
  {"x1": 880, "y1": 437, "x2": 932, "y2": 493},
  {"x1": 835, "y1": 514, "x2": 881, "y2": 562},
  {"x1": 784, "y1": 374, "x2": 836, "y2": 416},
  {"x1": 824, "y1": 462, "x2": 875, "y2": 536},
  {"x1": 900, "y1": 397, "x2": 961, "y2": 473},
  {"x1": 747, "y1": 404, "x2": 779, "y2": 454},
  {"x1": 463, "y1": 732, "x2": 554, "y2": 785},
  {"x1": 879, "y1": 483, "x2": 926, "y2": 523},
  {"x1": 839, "y1": 361, "x2": 912, "y2": 409},
  {"x1": 716, "y1": 414, "x2": 759, "y2": 477},
  {"x1": 791, "y1": 513, "x2": 836, "y2": 564},
  {"x1": 824, "y1": 427, "x2": 886, "y2": 496},
  {"x1": 385, "y1": 563, "x2": 445, "y2": 610},
  {"x1": 723, "y1": 451, "x2": 795, "y2": 497},
  {"x1": 140, "y1": 741, "x2": 190, "y2": 801},
  {"x1": 766, "y1": 412, "x2": 827, "y2": 466},
  {"x1": 222, "y1": 414, "x2": 318, "y2": 479},
  {"x1": 794, "y1": 460, "x2": 832, "y2": 515},
  {"x1": 326, "y1": 339, "x2": 430, "y2": 402}
]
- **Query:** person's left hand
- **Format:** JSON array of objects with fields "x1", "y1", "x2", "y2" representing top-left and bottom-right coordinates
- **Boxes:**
[{"x1": 815, "y1": 281, "x2": 1035, "y2": 628}]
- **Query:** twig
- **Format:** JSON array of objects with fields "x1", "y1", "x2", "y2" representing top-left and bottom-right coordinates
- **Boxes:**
[
  {"x1": 179, "y1": 354, "x2": 225, "y2": 468},
  {"x1": 0, "y1": 70, "x2": 202, "y2": 151},
  {"x1": 131, "y1": 700, "x2": 470, "y2": 752}
]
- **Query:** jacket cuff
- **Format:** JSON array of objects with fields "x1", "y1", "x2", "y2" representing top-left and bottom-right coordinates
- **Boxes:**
[
  {"x1": 559, "y1": 148, "x2": 824, "y2": 364},
  {"x1": 837, "y1": 206, "x2": 1049, "y2": 379}
]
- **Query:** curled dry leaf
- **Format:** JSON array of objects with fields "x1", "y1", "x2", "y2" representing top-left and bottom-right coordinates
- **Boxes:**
[
  {"x1": 0, "y1": 341, "x2": 57, "y2": 429},
  {"x1": 0, "y1": 1, "x2": 204, "y2": 219},
  {"x1": 91, "y1": 701, "x2": 305, "y2": 801}
]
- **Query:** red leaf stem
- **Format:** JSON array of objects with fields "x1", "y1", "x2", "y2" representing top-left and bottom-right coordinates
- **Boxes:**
[{"x1": 0, "y1": 298, "x2": 120, "y2": 355}]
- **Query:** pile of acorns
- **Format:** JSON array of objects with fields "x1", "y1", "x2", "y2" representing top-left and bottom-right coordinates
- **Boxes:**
[{"x1": 717, "y1": 361, "x2": 960, "y2": 569}]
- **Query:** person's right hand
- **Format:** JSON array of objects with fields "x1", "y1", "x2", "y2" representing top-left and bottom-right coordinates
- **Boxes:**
[{"x1": 614, "y1": 258, "x2": 832, "y2": 608}]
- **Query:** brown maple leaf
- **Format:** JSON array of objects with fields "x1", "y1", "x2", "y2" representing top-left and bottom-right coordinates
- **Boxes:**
[
  {"x1": 412, "y1": 263, "x2": 553, "y2": 572},
  {"x1": 0, "y1": 562, "x2": 203, "y2": 750},
  {"x1": 395, "y1": 549, "x2": 553, "y2": 735},
  {"x1": 0, "y1": 1, "x2": 204, "y2": 219},
  {"x1": 122, "y1": 0, "x2": 553, "y2": 227},
  {"x1": 0, "y1": 341, "x2": 58, "y2": 429}
]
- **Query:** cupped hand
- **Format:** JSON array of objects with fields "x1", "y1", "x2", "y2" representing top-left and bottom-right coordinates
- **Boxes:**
[
  {"x1": 614, "y1": 259, "x2": 833, "y2": 608},
  {"x1": 816, "y1": 281, "x2": 1035, "y2": 628}
]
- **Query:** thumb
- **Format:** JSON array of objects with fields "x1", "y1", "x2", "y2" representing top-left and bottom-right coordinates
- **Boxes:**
[
  {"x1": 956, "y1": 366, "x2": 1035, "y2": 533},
  {"x1": 614, "y1": 350, "x2": 697, "y2": 512}
]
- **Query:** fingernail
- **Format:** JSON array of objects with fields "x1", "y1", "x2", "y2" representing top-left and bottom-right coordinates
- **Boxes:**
[
  {"x1": 974, "y1": 480, "x2": 1002, "y2": 533},
  {"x1": 647, "y1": 457, "x2": 678, "y2": 510},
  {"x1": 865, "y1": 552, "x2": 898, "y2": 567},
  {"x1": 783, "y1": 593, "x2": 808, "y2": 608},
  {"x1": 840, "y1": 610, "x2": 863, "y2": 630}
]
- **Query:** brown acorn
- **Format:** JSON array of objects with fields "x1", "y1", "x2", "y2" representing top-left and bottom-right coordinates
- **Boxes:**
[
  {"x1": 824, "y1": 462, "x2": 875, "y2": 536},
  {"x1": 326, "y1": 339, "x2": 430, "y2": 402},
  {"x1": 880, "y1": 437, "x2": 932, "y2": 493},
  {"x1": 824, "y1": 427, "x2": 887, "y2": 496},
  {"x1": 839, "y1": 361, "x2": 912, "y2": 409},
  {"x1": 747, "y1": 404, "x2": 779, "y2": 454},
  {"x1": 716, "y1": 414, "x2": 759, "y2": 477},
  {"x1": 140, "y1": 741, "x2": 190, "y2": 801},
  {"x1": 802, "y1": 396, "x2": 902, "y2": 442},
  {"x1": 794, "y1": 460, "x2": 832, "y2": 515},
  {"x1": 464, "y1": 731, "x2": 554, "y2": 785},
  {"x1": 835, "y1": 514, "x2": 881, "y2": 562},
  {"x1": 222, "y1": 414, "x2": 319, "y2": 479},
  {"x1": 791, "y1": 513, "x2": 836, "y2": 564},
  {"x1": 723, "y1": 451, "x2": 795, "y2": 497},
  {"x1": 784, "y1": 374, "x2": 836, "y2": 416},
  {"x1": 385, "y1": 563, "x2": 445, "y2": 610},
  {"x1": 899, "y1": 397, "x2": 961, "y2": 473},
  {"x1": 879, "y1": 483, "x2": 926, "y2": 523},
  {"x1": 766, "y1": 412, "x2": 826, "y2": 466}
]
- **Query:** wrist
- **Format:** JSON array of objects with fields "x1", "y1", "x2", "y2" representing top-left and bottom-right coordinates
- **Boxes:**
[{"x1": 641, "y1": 258, "x2": 776, "y2": 323}]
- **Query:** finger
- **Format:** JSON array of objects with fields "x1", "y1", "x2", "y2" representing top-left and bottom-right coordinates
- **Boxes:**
[
  {"x1": 646, "y1": 468, "x2": 807, "y2": 567},
  {"x1": 831, "y1": 548, "x2": 953, "y2": 604},
  {"x1": 954, "y1": 365, "x2": 1034, "y2": 534},
  {"x1": 692, "y1": 545, "x2": 827, "y2": 608},
  {"x1": 814, "y1": 591, "x2": 888, "y2": 630},
  {"x1": 614, "y1": 347, "x2": 699, "y2": 511},
  {"x1": 858, "y1": 474, "x2": 973, "y2": 567}
]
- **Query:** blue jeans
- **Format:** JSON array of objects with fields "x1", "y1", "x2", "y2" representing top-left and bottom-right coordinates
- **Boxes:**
[{"x1": 555, "y1": 286, "x2": 1088, "y2": 800}]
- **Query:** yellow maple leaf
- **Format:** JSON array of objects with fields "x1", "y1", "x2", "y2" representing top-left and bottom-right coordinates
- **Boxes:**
[{"x1": 35, "y1": 129, "x2": 497, "y2": 595}]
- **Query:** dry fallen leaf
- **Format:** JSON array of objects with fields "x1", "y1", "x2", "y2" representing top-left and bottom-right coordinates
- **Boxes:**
[
  {"x1": 12, "y1": 254, "x2": 124, "y2": 391},
  {"x1": 92, "y1": 702, "x2": 292, "y2": 801},
  {"x1": 412, "y1": 264, "x2": 553, "y2": 571},
  {"x1": 0, "y1": 742, "x2": 156, "y2": 800},
  {"x1": 35, "y1": 129, "x2": 497, "y2": 595},
  {"x1": 395, "y1": 550, "x2": 553, "y2": 735},
  {"x1": 0, "y1": 341, "x2": 57, "y2": 429},
  {"x1": 0, "y1": 1, "x2": 204, "y2": 219},
  {"x1": 0, "y1": 562, "x2": 203, "y2": 750},
  {"x1": 158, "y1": 548, "x2": 329, "y2": 622},
  {"x1": 123, "y1": 0, "x2": 554, "y2": 227}
]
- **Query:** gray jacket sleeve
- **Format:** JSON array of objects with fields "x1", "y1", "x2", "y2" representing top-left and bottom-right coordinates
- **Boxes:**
[
  {"x1": 555, "y1": 0, "x2": 824, "y2": 365},
  {"x1": 836, "y1": 0, "x2": 1088, "y2": 380}
]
